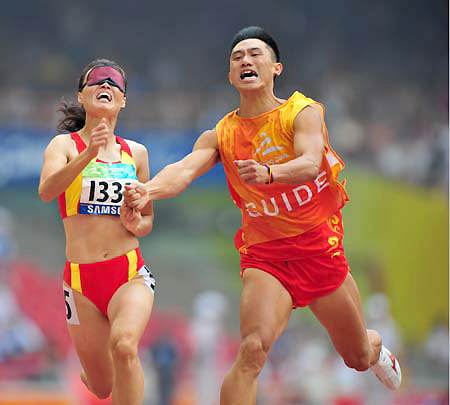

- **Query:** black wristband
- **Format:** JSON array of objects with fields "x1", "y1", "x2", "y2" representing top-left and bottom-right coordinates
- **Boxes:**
[{"x1": 263, "y1": 164, "x2": 273, "y2": 184}]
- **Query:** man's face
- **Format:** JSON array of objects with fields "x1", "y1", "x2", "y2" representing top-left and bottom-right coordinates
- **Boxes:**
[{"x1": 229, "y1": 38, "x2": 282, "y2": 92}]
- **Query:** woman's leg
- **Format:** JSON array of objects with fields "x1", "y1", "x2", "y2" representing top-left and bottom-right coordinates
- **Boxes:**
[
  {"x1": 65, "y1": 284, "x2": 114, "y2": 399},
  {"x1": 107, "y1": 275, "x2": 154, "y2": 405}
]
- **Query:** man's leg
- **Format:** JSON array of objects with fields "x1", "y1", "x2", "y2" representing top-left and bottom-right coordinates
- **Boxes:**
[
  {"x1": 309, "y1": 272, "x2": 381, "y2": 370},
  {"x1": 309, "y1": 272, "x2": 401, "y2": 390},
  {"x1": 220, "y1": 268, "x2": 293, "y2": 405}
]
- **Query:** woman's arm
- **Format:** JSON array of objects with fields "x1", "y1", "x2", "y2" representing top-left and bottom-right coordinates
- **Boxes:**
[
  {"x1": 38, "y1": 121, "x2": 109, "y2": 202},
  {"x1": 38, "y1": 135, "x2": 90, "y2": 202},
  {"x1": 120, "y1": 142, "x2": 154, "y2": 237}
]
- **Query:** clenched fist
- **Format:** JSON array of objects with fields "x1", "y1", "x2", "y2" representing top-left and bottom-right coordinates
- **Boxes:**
[
  {"x1": 123, "y1": 182, "x2": 150, "y2": 211},
  {"x1": 234, "y1": 159, "x2": 271, "y2": 184},
  {"x1": 86, "y1": 118, "x2": 109, "y2": 158}
]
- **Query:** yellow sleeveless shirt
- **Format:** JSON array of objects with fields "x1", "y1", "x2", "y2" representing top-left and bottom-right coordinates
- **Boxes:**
[{"x1": 216, "y1": 91, "x2": 349, "y2": 250}]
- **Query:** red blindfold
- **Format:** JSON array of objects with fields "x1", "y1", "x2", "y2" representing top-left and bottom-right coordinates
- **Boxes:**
[{"x1": 82, "y1": 66, "x2": 126, "y2": 94}]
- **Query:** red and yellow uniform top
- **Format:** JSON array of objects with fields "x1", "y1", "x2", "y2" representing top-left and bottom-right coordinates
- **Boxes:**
[
  {"x1": 58, "y1": 132, "x2": 138, "y2": 219},
  {"x1": 216, "y1": 91, "x2": 349, "y2": 257}
]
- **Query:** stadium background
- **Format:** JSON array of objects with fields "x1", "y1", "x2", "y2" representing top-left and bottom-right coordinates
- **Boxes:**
[{"x1": 0, "y1": 1, "x2": 447, "y2": 404}]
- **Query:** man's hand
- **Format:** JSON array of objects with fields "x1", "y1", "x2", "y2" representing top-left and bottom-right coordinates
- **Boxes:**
[
  {"x1": 234, "y1": 159, "x2": 271, "y2": 184},
  {"x1": 123, "y1": 182, "x2": 150, "y2": 211}
]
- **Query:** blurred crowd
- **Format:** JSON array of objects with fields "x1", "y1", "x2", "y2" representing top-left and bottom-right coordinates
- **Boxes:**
[{"x1": 0, "y1": 0, "x2": 448, "y2": 189}]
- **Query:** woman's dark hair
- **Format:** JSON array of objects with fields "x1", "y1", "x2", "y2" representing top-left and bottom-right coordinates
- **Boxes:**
[{"x1": 57, "y1": 59, "x2": 127, "y2": 133}]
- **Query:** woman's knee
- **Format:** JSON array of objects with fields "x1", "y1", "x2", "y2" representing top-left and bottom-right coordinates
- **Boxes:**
[
  {"x1": 90, "y1": 386, "x2": 112, "y2": 400},
  {"x1": 110, "y1": 332, "x2": 139, "y2": 365},
  {"x1": 82, "y1": 370, "x2": 112, "y2": 399},
  {"x1": 238, "y1": 333, "x2": 272, "y2": 375}
]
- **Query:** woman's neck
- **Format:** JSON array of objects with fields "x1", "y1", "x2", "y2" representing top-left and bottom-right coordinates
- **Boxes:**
[{"x1": 78, "y1": 116, "x2": 116, "y2": 146}]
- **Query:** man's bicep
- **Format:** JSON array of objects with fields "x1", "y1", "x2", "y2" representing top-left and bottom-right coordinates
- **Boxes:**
[
  {"x1": 182, "y1": 147, "x2": 219, "y2": 178},
  {"x1": 193, "y1": 128, "x2": 219, "y2": 151},
  {"x1": 185, "y1": 129, "x2": 220, "y2": 175},
  {"x1": 293, "y1": 106, "x2": 325, "y2": 161}
]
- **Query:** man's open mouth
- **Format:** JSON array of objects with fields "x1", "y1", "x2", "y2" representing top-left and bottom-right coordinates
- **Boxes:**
[{"x1": 240, "y1": 70, "x2": 258, "y2": 80}]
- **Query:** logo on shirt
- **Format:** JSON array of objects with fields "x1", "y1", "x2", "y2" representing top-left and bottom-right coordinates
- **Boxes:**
[
  {"x1": 80, "y1": 204, "x2": 121, "y2": 216},
  {"x1": 253, "y1": 132, "x2": 289, "y2": 164}
]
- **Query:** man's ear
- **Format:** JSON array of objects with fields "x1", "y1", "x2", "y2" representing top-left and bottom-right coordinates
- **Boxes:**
[{"x1": 274, "y1": 62, "x2": 283, "y2": 77}]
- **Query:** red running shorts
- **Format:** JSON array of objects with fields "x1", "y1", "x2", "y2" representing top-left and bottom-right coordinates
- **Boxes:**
[
  {"x1": 239, "y1": 211, "x2": 350, "y2": 308},
  {"x1": 63, "y1": 248, "x2": 154, "y2": 315}
]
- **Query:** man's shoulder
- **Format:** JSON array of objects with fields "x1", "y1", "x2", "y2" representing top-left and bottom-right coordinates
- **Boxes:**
[
  {"x1": 283, "y1": 91, "x2": 321, "y2": 119},
  {"x1": 286, "y1": 91, "x2": 317, "y2": 106},
  {"x1": 219, "y1": 109, "x2": 238, "y2": 122},
  {"x1": 215, "y1": 109, "x2": 239, "y2": 132}
]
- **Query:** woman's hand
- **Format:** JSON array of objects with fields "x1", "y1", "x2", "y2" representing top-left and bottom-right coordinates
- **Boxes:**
[
  {"x1": 120, "y1": 201, "x2": 142, "y2": 235},
  {"x1": 86, "y1": 118, "x2": 109, "y2": 158}
]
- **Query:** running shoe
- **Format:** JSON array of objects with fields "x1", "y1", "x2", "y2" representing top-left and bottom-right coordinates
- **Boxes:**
[{"x1": 370, "y1": 345, "x2": 402, "y2": 390}]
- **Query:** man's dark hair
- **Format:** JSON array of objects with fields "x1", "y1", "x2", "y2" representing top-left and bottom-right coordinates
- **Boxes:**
[{"x1": 230, "y1": 26, "x2": 280, "y2": 62}]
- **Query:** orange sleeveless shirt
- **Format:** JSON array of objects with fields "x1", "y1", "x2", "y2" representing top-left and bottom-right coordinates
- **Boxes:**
[{"x1": 216, "y1": 91, "x2": 349, "y2": 252}]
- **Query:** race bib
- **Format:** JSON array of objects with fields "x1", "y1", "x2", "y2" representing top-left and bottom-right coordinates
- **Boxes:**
[
  {"x1": 63, "y1": 284, "x2": 80, "y2": 325},
  {"x1": 80, "y1": 178, "x2": 130, "y2": 215},
  {"x1": 79, "y1": 161, "x2": 138, "y2": 216}
]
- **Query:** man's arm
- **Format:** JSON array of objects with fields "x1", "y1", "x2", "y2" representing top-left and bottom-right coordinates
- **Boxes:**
[
  {"x1": 271, "y1": 105, "x2": 324, "y2": 183},
  {"x1": 235, "y1": 105, "x2": 324, "y2": 184},
  {"x1": 123, "y1": 129, "x2": 219, "y2": 210}
]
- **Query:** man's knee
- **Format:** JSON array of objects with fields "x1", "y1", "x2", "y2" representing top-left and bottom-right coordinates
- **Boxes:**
[
  {"x1": 238, "y1": 333, "x2": 271, "y2": 375},
  {"x1": 342, "y1": 348, "x2": 372, "y2": 371}
]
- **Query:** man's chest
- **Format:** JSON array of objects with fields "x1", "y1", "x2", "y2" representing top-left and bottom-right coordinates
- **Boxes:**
[{"x1": 225, "y1": 123, "x2": 295, "y2": 165}]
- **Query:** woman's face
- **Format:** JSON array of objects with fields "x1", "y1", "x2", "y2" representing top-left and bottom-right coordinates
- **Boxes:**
[{"x1": 77, "y1": 66, "x2": 126, "y2": 117}]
